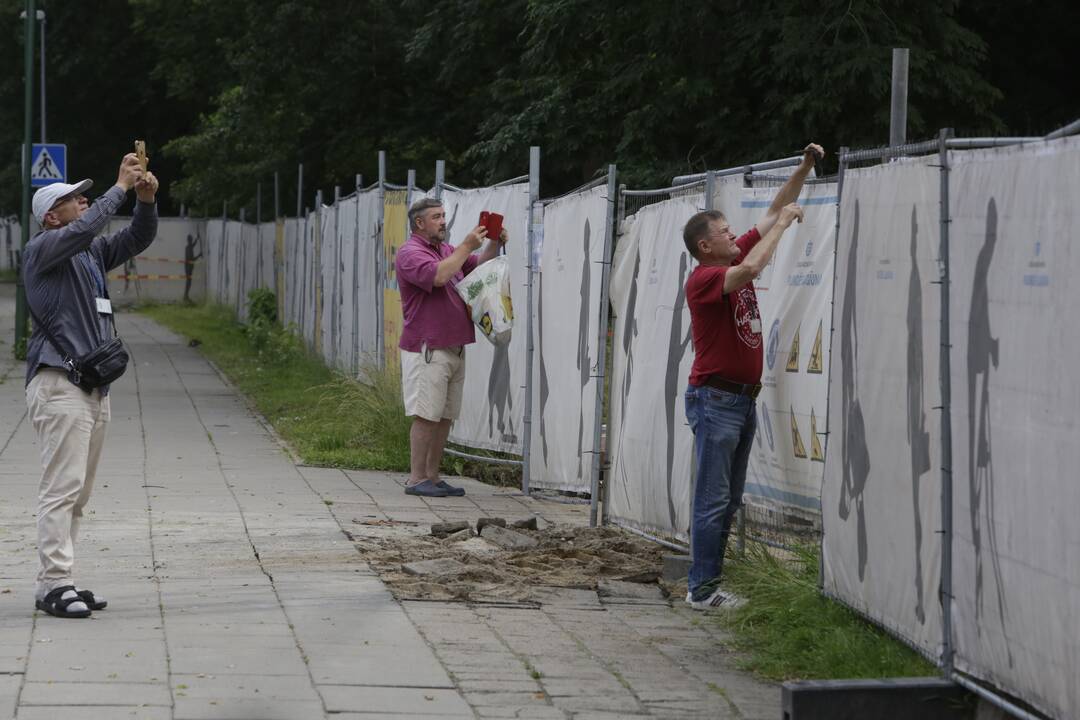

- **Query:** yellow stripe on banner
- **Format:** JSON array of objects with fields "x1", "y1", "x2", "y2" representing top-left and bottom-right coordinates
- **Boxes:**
[{"x1": 383, "y1": 190, "x2": 408, "y2": 374}]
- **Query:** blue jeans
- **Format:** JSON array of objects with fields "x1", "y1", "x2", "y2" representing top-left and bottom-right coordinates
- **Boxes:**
[{"x1": 684, "y1": 384, "x2": 756, "y2": 599}]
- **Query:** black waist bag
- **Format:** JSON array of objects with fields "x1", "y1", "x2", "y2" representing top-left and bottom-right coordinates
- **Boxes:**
[
  {"x1": 29, "y1": 308, "x2": 129, "y2": 393},
  {"x1": 67, "y1": 336, "x2": 129, "y2": 391}
]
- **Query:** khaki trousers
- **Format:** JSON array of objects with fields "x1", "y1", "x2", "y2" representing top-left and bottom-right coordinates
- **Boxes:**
[{"x1": 26, "y1": 369, "x2": 110, "y2": 597}]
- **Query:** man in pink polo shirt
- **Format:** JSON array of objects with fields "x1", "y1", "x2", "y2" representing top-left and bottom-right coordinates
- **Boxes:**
[{"x1": 396, "y1": 198, "x2": 507, "y2": 497}]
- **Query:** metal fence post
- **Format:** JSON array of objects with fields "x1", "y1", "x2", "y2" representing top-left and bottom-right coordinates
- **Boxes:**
[
  {"x1": 333, "y1": 185, "x2": 342, "y2": 367},
  {"x1": 300, "y1": 206, "x2": 308, "y2": 345},
  {"x1": 237, "y1": 207, "x2": 246, "y2": 314},
  {"x1": 377, "y1": 151, "x2": 387, "y2": 369},
  {"x1": 353, "y1": 174, "x2": 362, "y2": 375},
  {"x1": 523, "y1": 146, "x2": 540, "y2": 495},
  {"x1": 937, "y1": 127, "x2": 955, "y2": 678},
  {"x1": 274, "y1": 171, "x2": 283, "y2": 321},
  {"x1": 589, "y1": 165, "x2": 618, "y2": 527},
  {"x1": 616, "y1": 183, "x2": 627, "y2": 230},
  {"x1": 820, "y1": 145, "x2": 849, "y2": 587},
  {"x1": 296, "y1": 163, "x2": 303, "y2": 219},
  {"x1": 434, "y1": 160, "x2": 445, "y2": 201},
  {"x1": 220, "y1": 201, "x2": 227, "y2": 304},
  {"x1": 314, "y1": 190, "x2": 324, "y2": 354},
  {"x1": 704, "y1": 170, "x2": 715, "y2": 212},
  {"x1": 256, "y1": 183, "x2": 263, "y2": 290},
  {"x1": 890, "y1": 49, "x2": 910, "y2": 149}
]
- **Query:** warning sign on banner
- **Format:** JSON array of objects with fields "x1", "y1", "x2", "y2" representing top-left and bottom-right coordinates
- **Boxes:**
[
  {"x1": 791, "y1": 407, "x2": 807, "y2": 459},
  {"x1": 810, "y1": 407, "x2": 824, "y2": 462},
  {"x1": 786, "y1": 326, "x2": 800, "y2": 373},
  {"x1": 808, "y1": 320, "x2": 823, "y2": 374}
]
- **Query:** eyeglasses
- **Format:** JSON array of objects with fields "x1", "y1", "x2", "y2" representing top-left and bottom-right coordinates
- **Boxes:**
[{"x1": 48, "y1": 194, "x2": 87, "y2": 212}]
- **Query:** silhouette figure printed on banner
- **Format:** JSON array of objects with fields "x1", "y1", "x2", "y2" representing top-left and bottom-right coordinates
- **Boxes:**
[
  {"x1": 487, "y1": 341, "x2": 514, "y2": 443},
  {"x1": 575, "y1": 220, "x2": 592, "y2": 484},
  {"x1": 906, "y1": 208, "x2": 930, "y2": 625},
  {"x1": 665, "y1": 252, "x2": 693, "y2": 528},
  {"x1": 537, "y1": 267, "x2": 551, "y2": 463},
  {"x1": 184, "y1": 233, "x2": 203, "y2": 304},
  {"x1": 123, "y1": 256, "x2": 141, "y2": 298},
  {"x1": 621, "y1": 247, "x2": 641, "y2": 414},
  {"x1": 838, "y1": 200, "x2": 871, "y2": 581},
  {"x1": 612, "y1": 245, "x2": 641, "y2": 508},
  {"x1": 966, "y1": 198, "x2": 1012, "y2": 666}
]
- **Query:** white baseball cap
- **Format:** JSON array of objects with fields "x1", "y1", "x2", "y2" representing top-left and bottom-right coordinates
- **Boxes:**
[{"x1": 32, "y1": 179, "x2": 94, "y2": 225}]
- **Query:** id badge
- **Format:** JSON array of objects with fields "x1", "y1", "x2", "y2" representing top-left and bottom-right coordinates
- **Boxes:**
[
  {"x1": 96, "y1": 298, "x2": 113, "y2": 315},
  {"x1": 750, "y1": 318, "x2": 762, "y2": 334}
]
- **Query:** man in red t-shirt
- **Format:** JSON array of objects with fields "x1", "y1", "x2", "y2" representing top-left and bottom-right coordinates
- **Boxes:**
[{"x1": 682, "y1": 143, "x2": 824, "y2": 610}]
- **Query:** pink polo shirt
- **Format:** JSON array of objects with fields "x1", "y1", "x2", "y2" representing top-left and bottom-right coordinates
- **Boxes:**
[{"x1": 396, "y1": 232, "x2": 479, "y2": 352}]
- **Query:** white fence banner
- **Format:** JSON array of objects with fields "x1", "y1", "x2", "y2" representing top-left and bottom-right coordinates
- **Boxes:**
[
  {"x1": 608, "y1": 191, "x2": 705, "y2": 540},
  {"x1": 206, "y1": 219, "x2": 225, "y2": 304},
  {"x1": 283, "y1": 217, "x2": 302, "y2": 330},
  {"x1": 443, "y1": 184, "x2": 531, "y2": 454},
  {"x1": 319, "y1": 203, "x2": 336, "y2": 363},
  {"x1": 529, "y1": 184, "x2": 609, "y2": 492},
  {"x1": 739, "y1": 182, "x2": 838, "y2": 515},
  {"x1": 948, "y1": 137, "x2": 1080, "y2": 720},
  {"x1": 334, "y1": 191, "x2": 381, "y2": 374},
  {"x1": 822, "y1": 157, "x2": 944, "y2": 658}
]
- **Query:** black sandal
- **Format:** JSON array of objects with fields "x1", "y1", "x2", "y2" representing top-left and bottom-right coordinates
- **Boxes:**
[
  {"x1": 76, "y1": 588, "x2": 107, "y2": 611},
  {"x1": 35, "y1": 585, "x2": 92, "y2": 618}
]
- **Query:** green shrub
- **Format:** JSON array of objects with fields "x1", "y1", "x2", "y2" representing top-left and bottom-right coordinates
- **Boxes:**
[
  {"x1": 242, "y1": 288, "x2": 298, "y2": 363},
  {"x1": 246, "y1": 287, "x2": 277, "y2": 325}
]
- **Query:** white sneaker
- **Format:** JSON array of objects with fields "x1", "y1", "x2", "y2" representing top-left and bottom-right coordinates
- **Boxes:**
[{"x1": 686, "y1": 587, "x2": 745, "y2": 611}]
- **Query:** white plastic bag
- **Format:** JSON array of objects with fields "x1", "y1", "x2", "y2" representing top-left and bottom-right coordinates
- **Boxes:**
[{"x1": 456, "y1": 256, "x2": 513, "y2": 346}]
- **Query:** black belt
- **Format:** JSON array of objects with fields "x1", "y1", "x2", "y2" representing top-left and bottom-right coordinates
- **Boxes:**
[{"x1": 703, "y1": 375, "x2": 762, "y2": 399}]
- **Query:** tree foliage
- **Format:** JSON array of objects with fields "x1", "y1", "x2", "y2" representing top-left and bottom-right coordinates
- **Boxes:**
[{"x1": 1, "y1": 0, "x2": 1077, "y2": 217}]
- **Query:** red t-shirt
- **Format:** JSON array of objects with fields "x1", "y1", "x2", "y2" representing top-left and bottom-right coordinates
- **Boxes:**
[{"x1": 686, "y1": 227, "x2": 764, "y2": 386}]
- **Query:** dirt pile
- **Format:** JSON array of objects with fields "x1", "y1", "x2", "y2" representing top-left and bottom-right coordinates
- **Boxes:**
[{"x1": 349, "y1": 519, "x2": 666, "y2": 604}]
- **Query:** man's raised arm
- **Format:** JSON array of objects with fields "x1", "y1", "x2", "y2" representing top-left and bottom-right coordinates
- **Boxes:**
[{"x1": 755, "y1": 143, "x2": 824, "y2": 237}]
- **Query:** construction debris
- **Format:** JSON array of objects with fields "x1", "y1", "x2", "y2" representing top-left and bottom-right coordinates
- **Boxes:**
[
  {"x1": 352, "y1": 523, "x2": 666, "y2": 604},
  {"x1": 511, "y1": 517, "x2": 539, "y2": 531},
  {"x1": 480, "y1": 525, "x2": 539, "y2": 550},
  {"x1": 476, "y1": 517, "x2": 507, "y2": 532},
  {"x1": 430, "y1": 521, "x2": 470, "y2": 538}
]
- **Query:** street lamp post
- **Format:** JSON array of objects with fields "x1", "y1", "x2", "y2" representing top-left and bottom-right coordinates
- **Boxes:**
[
  {"x1": 19, "y1": 8, "x2": 45, "y2": 142},
  {"x1": 15, "y1": 0, "x2": 37, "y2": 354},
  {"x1": 39, "y1": 10, "x2": 45, "y2": 143}
]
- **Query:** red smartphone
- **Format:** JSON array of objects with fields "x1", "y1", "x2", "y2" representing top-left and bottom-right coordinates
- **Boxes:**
[{"x1": 479, "y1": 211, "x2": 504, "y2": 241}]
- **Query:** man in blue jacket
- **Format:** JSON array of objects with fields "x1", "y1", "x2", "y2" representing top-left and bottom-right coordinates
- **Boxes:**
[{"x1": 23, "y1": 152, "x2": 158, "y2": 618}]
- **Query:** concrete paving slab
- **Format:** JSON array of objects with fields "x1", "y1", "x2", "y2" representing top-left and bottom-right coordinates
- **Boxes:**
[
  {"x1": 17, "y1": 708, "x2": 173, "y2": 720},
  {"x1": 20, "y1": 681, "x2": 172, "y2": 706},
  {"x1": 173, "y1": 697, "x2": 326, "y2": 720},
  {"x1": 320, "y1": 684, "x2": 473, "y2": 715}
]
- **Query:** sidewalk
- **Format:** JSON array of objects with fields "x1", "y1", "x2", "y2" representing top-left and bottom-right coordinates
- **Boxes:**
[{"x1": 0, "y1": 285, "x2": 779, "y2": 719}]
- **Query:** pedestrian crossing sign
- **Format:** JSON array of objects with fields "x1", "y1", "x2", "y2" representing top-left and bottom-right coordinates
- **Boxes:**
[{"x1": 30, "y1": 144, "x2": 67, "y2": 187}]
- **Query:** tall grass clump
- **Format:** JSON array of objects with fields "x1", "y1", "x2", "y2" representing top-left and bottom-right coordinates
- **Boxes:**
[{"x1": 714, "y1": 542, "x2": 936, "y2": 681}]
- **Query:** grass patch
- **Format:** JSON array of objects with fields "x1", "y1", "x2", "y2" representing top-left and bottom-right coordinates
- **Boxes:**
[
  {"x1": 140, "y1": 302, "x2": 412, "y2": 471},
  {"x1": 714, "y1": 543, "x2": 935, "y2": 681}
]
